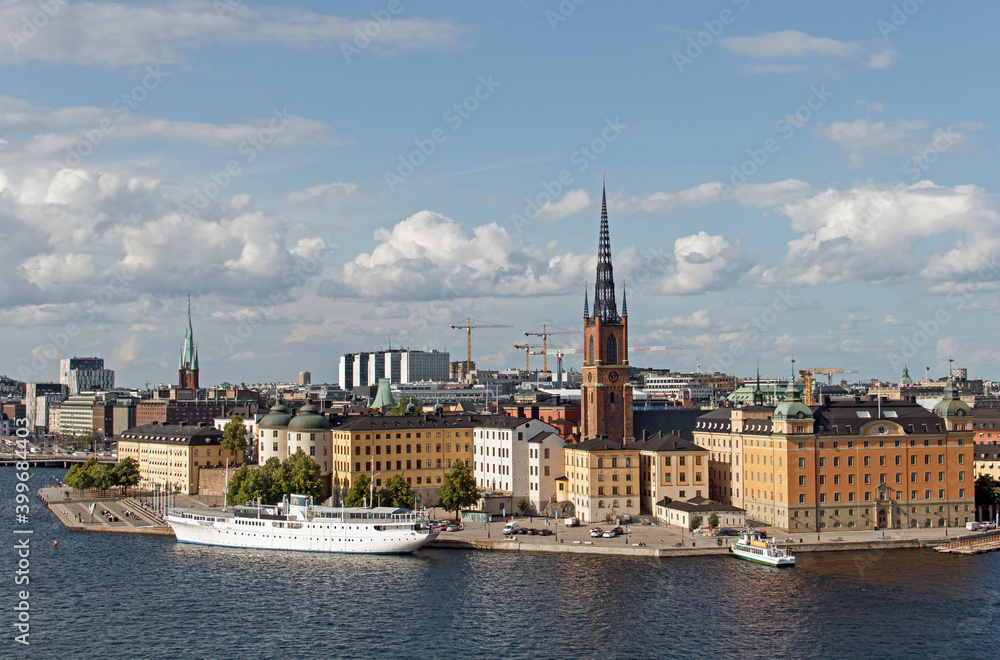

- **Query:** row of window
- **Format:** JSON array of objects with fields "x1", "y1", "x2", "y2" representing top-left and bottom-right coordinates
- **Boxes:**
[{"x1": 596, "y1": 486, "x2": 632, "y2": 496}]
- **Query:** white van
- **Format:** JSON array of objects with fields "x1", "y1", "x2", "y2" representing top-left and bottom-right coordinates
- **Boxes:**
[
  {"x1": 502, "y1": 522, "x2": 520, "y2": 535},
  {"x1": 966, "y1": 522, "x2": 981, "y2": 531}
]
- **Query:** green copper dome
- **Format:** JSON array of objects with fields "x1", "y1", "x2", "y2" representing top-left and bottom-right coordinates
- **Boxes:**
[
  {"x1": 773, "y1": 372, "x2": 813, "y2": 421},
  {"x1": 287, "y1": 401, "x2": 331, "y2": 432},
  {"x1": 933, "y1": 374, "x2": 972, "y2": 418},
  {"x1": 258, "y1": 402, "x2": 292, "y2": 429}
]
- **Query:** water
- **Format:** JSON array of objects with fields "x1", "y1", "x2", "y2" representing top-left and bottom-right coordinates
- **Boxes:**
[{"x1": 4, "y1": 469, "x2": 999, "y2": 659}]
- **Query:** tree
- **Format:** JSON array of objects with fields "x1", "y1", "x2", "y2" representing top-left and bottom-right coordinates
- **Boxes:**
[
  {"x1": 65, "y1": 460, "x2": 96, "y2": 491},
  {"x1": 975, "y1": 475, "x2": 1000, "y2": 516},
  {"x1": 689, "y1": 513, "x2": 703, "y2": 532},
  {"x1": 227, "y1": 458, "x2": 285, "y2": 506},
  {"x1": 75, "y1": 430, "x2": 101, "y2": 451},
  {"x1": 88, "y1": 461, "x2": 113, "y2": 496},
  {"x1": 439, "y1": 461, "x2": 478, "y2": 521},
  {"x1": 221, "y1": 415, "x2": 248, "y2": 462},
  {"x1": 345, "y1": 473, "x2": 372, "y2": 507},
  {"x1": 283, "y1": 450, "x2": 326, "y2": 503},
  {"x1": 111, "y1": 457, "x2": 141, "y2": 495},
  {"x1": 517, "y1": 498, "x2": 529, "y2": 516},
  {"x1": 707, "y1": 511, "x2": 720, "y2": 530},
  {"x1": 378, "y1": 473, "x2": 414, "y2": 509},
  {"x1": 389, "y1": 395, "x2": 424, "y2": 416}
]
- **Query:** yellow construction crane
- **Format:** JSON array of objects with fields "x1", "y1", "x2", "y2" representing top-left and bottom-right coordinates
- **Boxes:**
[
  {"x1": 450, "y1": 318, "x2": 513, "y2": 374},
  {"x1": 799, "y1": 368, "x2": 854, "y2": 406},
  {"x1": 513, "y1": 343, "x2": 561, "y2": 372},
  {"x1": 524, "y1": 324, "x2": 581, "y2": 373}
]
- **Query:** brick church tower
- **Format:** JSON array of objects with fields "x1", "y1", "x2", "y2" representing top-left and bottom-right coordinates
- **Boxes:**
[
  {"x1": 580, "y1": 183, "x2": 633, "y2": 443},
  {"x1": 178, "y1": 295, "x2": 199, "y2": 391}
]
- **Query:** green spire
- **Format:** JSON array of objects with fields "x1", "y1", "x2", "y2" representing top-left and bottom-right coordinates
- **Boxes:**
[{"x1": 180, "y1": 293, "x2": 197, "y2": 370}]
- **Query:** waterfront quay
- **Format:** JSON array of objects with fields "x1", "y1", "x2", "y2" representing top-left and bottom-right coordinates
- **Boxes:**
[{"x1": 37, "y1": 484, "x2": 956, "y2": 556}]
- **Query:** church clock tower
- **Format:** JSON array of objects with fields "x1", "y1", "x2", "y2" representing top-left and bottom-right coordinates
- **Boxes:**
[{"x1": 580, "y1": 183, "x2": 633, "y2": 444}]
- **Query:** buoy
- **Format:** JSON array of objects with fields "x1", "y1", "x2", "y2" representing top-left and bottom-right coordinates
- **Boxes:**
[{"x1": 52, "y1": 541, "x2": 58, "y2": 547}]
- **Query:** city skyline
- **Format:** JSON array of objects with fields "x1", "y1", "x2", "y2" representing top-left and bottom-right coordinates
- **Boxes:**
[{"x1": 1, "y1": 1, "x2": 998, "y2": 387}]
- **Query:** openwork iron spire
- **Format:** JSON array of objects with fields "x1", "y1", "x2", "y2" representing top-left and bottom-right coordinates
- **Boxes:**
[
  {"x1": 593, "y1": 183, "x2": 620, "y2": 323},
  {"x1": 583, "y1": 286, "x2": 589, "y2": 318}
]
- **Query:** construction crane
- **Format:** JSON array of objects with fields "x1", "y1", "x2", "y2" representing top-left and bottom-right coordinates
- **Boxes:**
[
  {"x1": 450, "y1": 318, "x2": 513, "y2": 374},
  {"x1": 799, "y1": 368, "x2": 859, "y2": 406},
  {"x1": 524, "y1": 325, "x2": 582, "y2": 373},
  {"x1": 513, "y1": 343, "x2": 561, "y2": 372}
]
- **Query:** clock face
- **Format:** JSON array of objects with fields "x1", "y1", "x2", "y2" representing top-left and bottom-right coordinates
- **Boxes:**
[{"x1": 608, "y1": 371, "x2": 619, "y2": 383}]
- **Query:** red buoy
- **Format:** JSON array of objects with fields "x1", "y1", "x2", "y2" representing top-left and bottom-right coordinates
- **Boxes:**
[{"x1": 53, "y1": 541, "x2": 58, "y2": 547}]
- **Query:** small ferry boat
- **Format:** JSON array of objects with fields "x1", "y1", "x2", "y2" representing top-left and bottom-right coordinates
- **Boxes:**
[
  {"x1": 165, "y1": 494, "x2": 438, "y2": 554},
  {"x1": 729, "y1": 528, "x2": 795, "y2": 567}
]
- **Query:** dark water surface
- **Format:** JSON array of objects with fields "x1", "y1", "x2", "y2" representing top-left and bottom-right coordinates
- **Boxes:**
[{"x1": 4, "y1": 469, "x2": 998, "y2": 659}]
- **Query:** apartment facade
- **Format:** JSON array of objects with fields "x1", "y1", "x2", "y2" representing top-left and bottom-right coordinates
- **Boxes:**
[
  {"x1": 564, "y1": 438, "x2": 640, "y2": 523},
  {"x1": 118, "y1": 422, "x2": 242, "y2": 495}
]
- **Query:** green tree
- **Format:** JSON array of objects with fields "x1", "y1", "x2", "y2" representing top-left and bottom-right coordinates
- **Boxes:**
[
  {"x1": 65, "y1": 461, "x2": 95, "y2": 491},
  {"x1": 975, "y1": 475, "x2": 1000, "y2": 512},
  {"x1": 226, "y1": 465, "x2": 254, "y2": 506},
  {"x1": 283, "y1": 450, "x2": 326, "y2": 503},
  {"x1": 389, "y1": 395, "x2": 424, "y2": 416},
  {"x1": 517, "y1": 498, "x2": 529, "y2": 516},
  {"x1": 88, "y1": 461, "x2": 113, "y2": 496},
  {"x1": 345, "y1": 473, "x2": 372, "y2": 507},
  {"x1": 227, "y1": 458, "x2": 284, "y2": 506},
  {"x1": 110, "y1": 457, "x2": 141, "y2": 495},
  {"x1": 221, "y1": 415, "x2": 248, "y2": 462},
  {"x1": 378, "y1": 473, "x2": 414, "y2": 509},
  {"x1": 689, "y1": 513, "x2": 703, "y2": 532},
  {"x1": 439, "y1": 461, "x2": 478, "y2": 521},
  {"x1": 75, "y1": 430, "x2": 101, "y2": 451},
  {"x1": 707, "y1": 511, "x2": 720, "y2": 530}
]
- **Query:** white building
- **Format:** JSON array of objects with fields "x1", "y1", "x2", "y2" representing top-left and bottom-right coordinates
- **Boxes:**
[
  {"x1": 339, "y1": 350, "x2": 450, "y2": 389},
  {"x1": 54, "y1": 393, "x2": 98, "y2": 437},
  {"x1": 473, "y1": 417, "x2": 560, "y2": 513},
  {"x1": 60, "y1": 357, "x2": 115, "y2": 395},
  {"x1": 641, "y1": 374, "x2": 712, "y2": 402}
]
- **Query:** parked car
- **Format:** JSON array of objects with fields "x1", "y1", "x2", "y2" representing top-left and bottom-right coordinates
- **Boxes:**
[
  {"x1": 713, "y1": 528, "x2": 740, "y2": 537},
  {"x1": 603, "y1": 526, "x2": 623, "y2": 538},
  {"x1": 981, "y1": 522, "x2": 998, "y2": 531},
  {"x1": 538, "y1": 529, "x2": 554, "y2": 536},
  {"x1": 445, "y1": 523, "x2": 460, "y2": 532},
  {"x1": 525, "y1": 528, "x2": 538, "y2": 535},
  {"x1": 502, "y1": 521, "x2": 521, "y2": 535},
  {"x1": 589, "y1": 527, "x2": 603, "y2": 538}
]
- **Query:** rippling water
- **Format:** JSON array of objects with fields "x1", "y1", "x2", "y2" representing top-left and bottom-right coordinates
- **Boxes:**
[{"x1": 5, "y1": 469, "x2": 999, "y2": 659}]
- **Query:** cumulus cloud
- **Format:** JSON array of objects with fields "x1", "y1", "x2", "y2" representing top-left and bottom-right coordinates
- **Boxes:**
[
  {"x1": 327, "y1": 210, "x2": 594, "y2": 300},
  {"x1": 749, "y1": 181, "x2": 1000, "y2": 290},
  {"x1": 646, "y1": 309, "x2": 712, "y2": 330},
  {"x1": 657, "y1": 232, "x2": 749, "y2": 295},
  {"x1": 533, "y1": 189, "x2": 591, "y2": 222},
  {"x1": 0, "y1": 1, "x2": 468, "y2": 67}
]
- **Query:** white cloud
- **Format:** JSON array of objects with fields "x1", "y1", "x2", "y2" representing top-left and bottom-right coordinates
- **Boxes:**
[
  {"x1": 882, "y1": 315, "x2": 904, "y2": 327},
  {"x1": 646, "y1": 309, "x2": 712, "y2": 330},
  {"x1": 533, "y1": 189, "x2": 591, "y2": 222},
  {"x1": 0, "y1": 1, "x2": 468, "y2": 67},
  {"x1": 720, "y1": 30, "x2": 897, "y2": 73},
  {"x1": 330, "y1": 210, "x2": 594, "y2": 300},
  {"x1": 749, "y1": 181, "x2": 1000, "y2": 290},
  {"x1": 818, "y1": 118, "x2": 980, "y2": 166},
  {"x1": 283, "y1": 181, "x2": 358, "y2": 206},
  {"x1": 615, "y1": 179, "x2": 813, "y2": 215},
  {"x1": 657, "y1": 232, "x2": 748, "y2": 295}
]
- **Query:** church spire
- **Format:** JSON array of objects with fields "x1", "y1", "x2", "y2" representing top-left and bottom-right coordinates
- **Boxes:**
[
  {"x1": 593, "y1": 181, "x2": 620, "y2": 322},
  {"x1": 583, "y1": 286, "x2": 589, "y2": 318},
  {"x1": 621, "y1": 285, "x2": 628, "y2": 318}
]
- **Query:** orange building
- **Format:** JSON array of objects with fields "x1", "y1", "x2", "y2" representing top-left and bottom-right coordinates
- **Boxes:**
[{"x1": 696, "y1": 376, "x2": 975, "y2": 532}]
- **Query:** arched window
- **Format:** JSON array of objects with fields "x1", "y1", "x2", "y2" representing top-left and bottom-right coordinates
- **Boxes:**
[
  {"x1": 597, "y1": 458, "x2": 604, "y2": 469},
  {"x1": 598, "y1": 500, "x2": 605, "y2": 508},
  {"x1": 612, "y1": 457, "x2": 618, "y2": 468},
  {"x1": 589, "y1": 336, "x2": 595, "y2": 364},
  {"x1": 606, "y1": 334, "x2": 618, "y2": 364},
  {"x1": 612, "y1": 500, "x2": 619, "y2": 508},
  {"x1": 610, "y1": 392, "x2": 615, "y2": 404},
  {"x1": 626, "y1": 499, "x2": 633, "y2": 508}
]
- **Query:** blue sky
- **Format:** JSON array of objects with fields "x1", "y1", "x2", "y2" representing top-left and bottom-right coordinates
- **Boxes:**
[{"x1": 1, "y1": 0, "x2": 998, "y2": 388}]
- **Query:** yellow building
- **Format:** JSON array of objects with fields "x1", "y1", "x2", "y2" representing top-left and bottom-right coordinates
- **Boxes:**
[
  {"x1": 694, "y1": 379, "x2": 976, "y2": 532},
  {"x1": 564, "y1": 437, "x2": 639, "y2": 524},
  {"x1": 636, "y1": 431, "x2": 710, "y2": 515},
  {"x1": 974, "y1": 443, "x2": 1000, "y2": 480},
  {"x1": 118, "y1": 422, "x2": 242, "y2": 495},
  {"x1": 330, "y1": 413, "x2": 481, "y2": 507}
]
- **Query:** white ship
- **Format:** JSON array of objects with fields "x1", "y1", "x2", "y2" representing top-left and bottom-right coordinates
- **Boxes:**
[
  {"x1": 165, "y1": 494, "x2": 438, "y2": 554},
  {"x1": 729, "y1": 528, "x2": 796, "y2": 567}
]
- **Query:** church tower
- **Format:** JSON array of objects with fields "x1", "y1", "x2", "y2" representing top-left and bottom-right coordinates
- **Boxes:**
[
  {"x1": 178, "y1": 295, "x2": 200, "y2": 391},
  {"x1": 580, "y1": 183, "x2": 633, "y2": 443}
]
